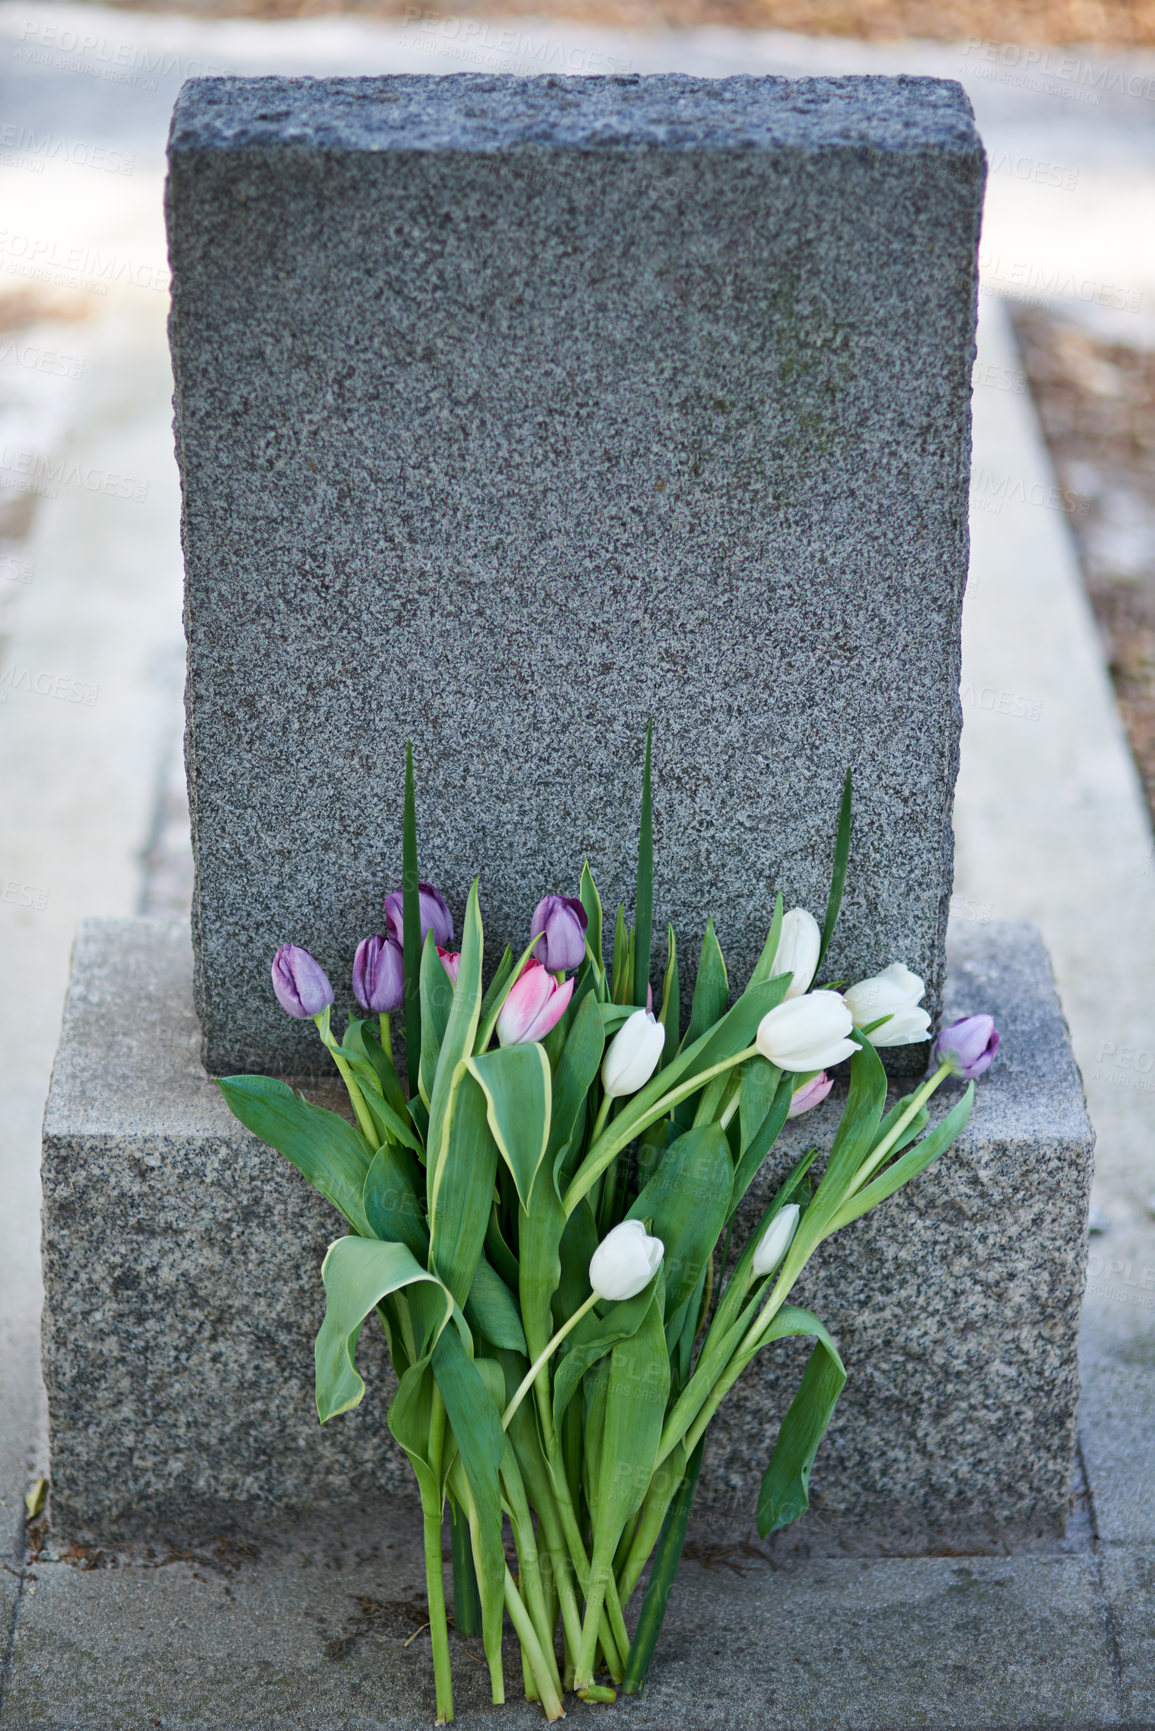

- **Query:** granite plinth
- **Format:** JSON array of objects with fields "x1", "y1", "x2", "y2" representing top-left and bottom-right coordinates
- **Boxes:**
[
  {"x1": 166, "y1": 73, "x2": 985, "y2": 1077},
  {"x1": 42, "y1": 916, "x2": 1091, "y2": 1550}
]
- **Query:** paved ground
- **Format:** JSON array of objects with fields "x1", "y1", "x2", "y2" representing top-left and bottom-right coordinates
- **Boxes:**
[{"x1": 0, "y1": 9, "x2": 1154, "y2": 1725}]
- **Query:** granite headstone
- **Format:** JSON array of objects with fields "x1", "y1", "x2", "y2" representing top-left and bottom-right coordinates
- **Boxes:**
[{"x1": 166, "y1": 73, "x2": 985, "y2": 1076}]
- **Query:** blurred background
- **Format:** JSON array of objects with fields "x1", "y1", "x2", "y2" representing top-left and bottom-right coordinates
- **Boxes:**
[{"x1": 3, "y1": 0, "x2": 1155, "y2": 1559}]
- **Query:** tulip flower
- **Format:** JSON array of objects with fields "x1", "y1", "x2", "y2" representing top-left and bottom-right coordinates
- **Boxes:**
[
  {"x1": 530, "y1": 894, "x2": 588, "y2": 973},
  {"x1": 589, "y1": 1219, "x2": 665, "y2": 1302},
  {"x1": 352, "y1": 933, "x2": 404, "y2": 1015},
  {"x1": 755, "y1": 992, "x2": 857, "y2": 1072},
  {"x1": 770, "y1": 907, "x2": 821, "y2": 1000},
  {"x1": 271, "y1": 943, "x2": 334, "y2": 1019},
  {"x1": 752, "y1": 1203, "x2": 801, "y2": 1277},
  {"x1": 602, "y1": 1007, "x2": 666, "y2": 1099},
  {"x1": 383, "y1": 880, "x2": 454, "y2": 951},
  {"x1": 437, "y1": 946, "x2": 461, "y2": 985},
  {"x1": 787, "y1": 1071, "x2": 833, "y2": 1118},
  {"x1": 844, "y1": 963, "x2": 930, "y2": 1047},
  {"x1": 935, "y1": 1014, "x2": 999, "y2": 1078},
  {"x1": 496, "y1": 960, "x2": 574, "y2": 1047}
]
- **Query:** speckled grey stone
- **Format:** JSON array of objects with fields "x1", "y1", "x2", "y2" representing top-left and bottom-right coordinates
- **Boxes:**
[
  {"x1": 42, "y1": 916, "x2": 1090, "y2": 1549},
  {"x1": 166, "y1": 73, "x2": 985, "y2": 1078}
]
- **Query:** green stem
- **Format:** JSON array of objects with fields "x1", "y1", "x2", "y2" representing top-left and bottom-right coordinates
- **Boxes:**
[
  {"x1": 314, "y1": 1010, "x2": 379, "y2": 1147},
  {"x1": 563, "y1": 1044, "x2": 760, "y2": 1215},
  {"x1": 622, "y1": 1437, "x2": 705, "y2": 1694},
  {"x1": 502, "y1": 1291, "x2": 598, "y2": 1430},
  {"x1": 424, "y1": 1388, "x2": 453, "y2": 1725},
  {"x1": 504, "y1": 1568, "x2": 566, "y2": 1721},
  {"x1": 378, "y1": 1013, "x2": 393, "y2": 1067},
  {"x1": 843, "y1": 1060, "x2": 952, "y2": 1200},
  {"x1": 449, "y1": 1499, "x2": 481, "y2": 1638}
]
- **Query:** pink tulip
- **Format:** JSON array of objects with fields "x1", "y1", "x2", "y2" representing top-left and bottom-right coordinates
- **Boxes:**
[
  {"x1": 496, "y1": 960, "x2": 574, "y2": 1047},
  {"x1": 438, "y1": 946, "x2": 461, "y2": 985},
  {"x1": 786, "y1": 1072, "x2": 833, "y2": 1118}
]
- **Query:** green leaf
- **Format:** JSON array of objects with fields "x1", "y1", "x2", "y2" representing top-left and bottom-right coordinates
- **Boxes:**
[
  {"x1": 315, "y1": 1237, "x2": 451, "y2": 1421},
  {"x1": 478, "y1": 945, "x2": 514, "y2": 1036},
  {"x1": 628, "y1": 1123, "x2": 732, "y2": 1321},
  {"x1": 873, "y1": 1092, "x2": 931, "y2": 1160},
  {"x1": 598, "y1": 1003, "x2": 635, "y2": 1036},
  {"x1": 817, "y1": 768, "x2": 852, "y2": 973},
  {"x1": 425, "y1": 880, "x2": 485, "y2": 1242},
  {"x1": 826, "y1": 1084, "x2": 974, "y2": 1233},
  {"x1": 362, "y1": 1143, "x2": 428, "y2": 1260},
  {"x1": 402, "y1": 741, "x2": 422, "y2": 1098},
  {"x1": 519, "y1": 1157, "x2": 566, "y2": 1371},
  {"x1": 551, "y1": 1195, "x2": 599, "y2": 1330},
  {"x1": 218, "y1": 1075, "x2": 373, "y2": 1237},
  {"x1": 633, "y1": 720, "x2": 654, "y2": 1010},
  {"x1": 341, "y1": 1016, "x2": 407, "y2": 1119},
  {"x1": 418, "y1": 932, "x2": 455, "y2": 1108},
  {"x1": 466, "y1": 1042, "x2": 551, "y2": 1213},
  {"x1": 484, "y1": 1202, "x2": 520, "y2": 1291},
  {"x1": 434, "y1": 1327, "x2": 508, "y2": 1661},
  {"x1": 580, "y1": 860, "x2": 604, "y2": 972},
  {"x1": 388, "y1": 1357, "x2": 441, "y2": 1505},
  {"x1": 464, "y1": 1256, "x2": 527, "y2": 1358},
  {"x1": 610, "y1": 903, "x2": 630, "y2": 1005},
  {"x1": 756, "y1": 1307, "x2": 847, "y2": 1537},
  {"x1": 547, "y1": 991, "x2": 605, "y2": 1167},
  {"x1": 803, "y1": 1036, "x2": 889, "y2": 1238},
  {"x1": 749, "y1": 891, "x2": 785, "y2": 987},
  {"x1": 589, "y1": 1292, "x2": 670, "y2": 1576},
  {"x1": 551, "y1": 1279, "x2": 657, "y2": 1431},
  {"x1": 657, "y1": 925, "x2": 679, "y2": 1070},
  {"x1": 684, "y1": 918, "x2": 728, "y2": 1049},
  {"x1": 729, "y1": 1067, "x2": 794, "y2": 1219},
  {"x1": 427, "y1": 1062, "x2": 499, "y2": 1310}
]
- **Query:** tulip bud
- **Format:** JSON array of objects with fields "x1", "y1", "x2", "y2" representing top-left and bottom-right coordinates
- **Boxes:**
[
  {"x1": 272, "y1": 943, "x2": 334, "y2": 1019},
  {"x1": 935, "y1": 1014, "x2": 999, "y2": 1079},
  {"x1": 352, "y1": 933, "x2": 404, "y2": 1015},
  {"x1": 601, "y1": 1008, "x2": 666, "y2": 1099},
  {"x1": 497, "y1": 960, "x2": 574, "y2": 1047},
  {"x1": 755, "y1": 992, "x2": 857, "y2": 1073},
  {"x1": 383, "y1": 880, "x2": 454, "y2": 951},
  {"x1": 530, "y1": 894, "x2": 588, "y2": 973},
  {"x1": 786, "y1": 1071, "x2": 833, "y2": 1118},
  {"x1": 843, "y1": 963, "x2": 930, "y2": 1047},
  {"x1": 437, "y1": 946, "x2": 461, "y2": 985},
  {"x1": 770, "y1": 907, "x2": 821, "y2": 1000},
  {"x1": 752, "y1": 1203, "x2": 800, "y2": 1277},
  {"x1": 589, "y1": 1218, "x2": 664, "y2": 1302}
]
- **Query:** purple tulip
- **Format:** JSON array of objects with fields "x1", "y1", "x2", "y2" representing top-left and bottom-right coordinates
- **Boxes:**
[
  {"x1": 786, "y1": 1072, "x2": 834, "y2": 1118},
  {"x1": 497, "y1": 960, "x2": 574, "y2": 1047},
  {"x1": 353, "y1": 933, "x2": 405, "y2": 1015},
  {"x1": 935, "y1": 1014, "x2": 1000, "y2": 1079},
  {"x1": 384, "y1": 881, "x2": 454, "y2": 951},
  {"x1": 272, "y1": 944, "x2": 334, "y2": 1019},
  {"x1": 530, "y1": 894, "x2": 588, "y2": 973}
]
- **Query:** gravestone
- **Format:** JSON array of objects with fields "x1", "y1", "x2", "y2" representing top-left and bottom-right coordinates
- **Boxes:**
[
  {"x1": 166, "y1": 72, "x2": 985, "y2": 1078},
  {"x1": 41, "y1": 74, "x2": 1094, "y2": 1556}
]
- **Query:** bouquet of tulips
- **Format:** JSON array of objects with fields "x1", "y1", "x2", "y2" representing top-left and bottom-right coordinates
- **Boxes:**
[{"x1": 220, "y1": 734, "x2": 999, "y2": 1723}]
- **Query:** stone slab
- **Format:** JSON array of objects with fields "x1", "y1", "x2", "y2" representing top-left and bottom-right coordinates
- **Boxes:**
[
  {"x1": 165, "y1": 73, "x2": 985, "y2": 1076},
  {"x1": 41, "y1": 915, "x2": 1091, "y2": 1550},
  {"x1": 0, "y1": 1513, "x2": 1125, "y2": 1729}
]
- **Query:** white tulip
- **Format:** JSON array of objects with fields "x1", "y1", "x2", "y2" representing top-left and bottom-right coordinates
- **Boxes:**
[
  {"x1": 601, "y1": 1007, "x2": 666, "y2": 1099},
  {"x1": 752, "y1": 1203, "x2": 800, "y2": 1277},
  {"x1": 843, "y1": 962, "x2": 931, "y2": 1048},
  {"x1": 589, "y1": 1219, "x2": 664, "y2": 1302},
  {"x1": 769, "y1": 907, "x2": 821, "y2": 1000},
  {"x1": 755, "y1": 991, "x2": 857, "y2": 1073}
]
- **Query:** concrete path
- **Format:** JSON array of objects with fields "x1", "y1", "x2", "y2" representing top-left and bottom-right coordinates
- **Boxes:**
[{"x1": 0, "y1": 8, "x2": 1153, "y2": 1724}]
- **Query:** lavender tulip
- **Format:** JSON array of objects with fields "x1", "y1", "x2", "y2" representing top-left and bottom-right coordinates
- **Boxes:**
[
  {"x1": 272, "y1": 944, "x2": 334, "y2": 1019},
  {"x1": 530, "y1": 894, "x2": 588, "y2": 973},
  {"x1": 352, "y1": 933, "x2": 404, "y2": 1015},
  {"x1": 383, "y1": 880, "x2": 454, "y2": 951},
  {"x1": 935, "y1": 1014, "x2": 1000, "y2": 1079}
]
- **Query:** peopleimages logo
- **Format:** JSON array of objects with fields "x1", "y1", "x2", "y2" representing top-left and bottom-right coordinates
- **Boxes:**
[
  {"x1": 980, "y1": 252, "x2": 1142, "y2": 314},
  {"x1": 14, "y1": 22, "x2": 228, "y2": 92},
  {"x1": 0, "y1": 124, "x2": 135, "y2": 176},
  {"x1": 0, "y1": 231, "x2": 168, "y2": 296},
  {"x1": 961, "y1": 38, "x2": 1155, "y2": 104}
]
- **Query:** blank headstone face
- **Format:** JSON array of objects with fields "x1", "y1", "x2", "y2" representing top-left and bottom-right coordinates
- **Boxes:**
[{"x1": 166, "y1": 73, "x2": 984, "y2": 1076}]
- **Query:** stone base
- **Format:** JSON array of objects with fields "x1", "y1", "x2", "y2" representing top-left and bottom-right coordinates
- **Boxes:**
[{"x1": 42, "y1": 917, "x2": 1092, "y2": 1550}]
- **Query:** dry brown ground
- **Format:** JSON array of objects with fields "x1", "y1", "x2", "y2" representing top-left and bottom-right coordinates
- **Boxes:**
[
  {"x1": 1014, "y1": 308, "x2": 1155, "y2": 825},
  {"x1": 84, "y1": 0, "x2": 1155, "y2": 46}
]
